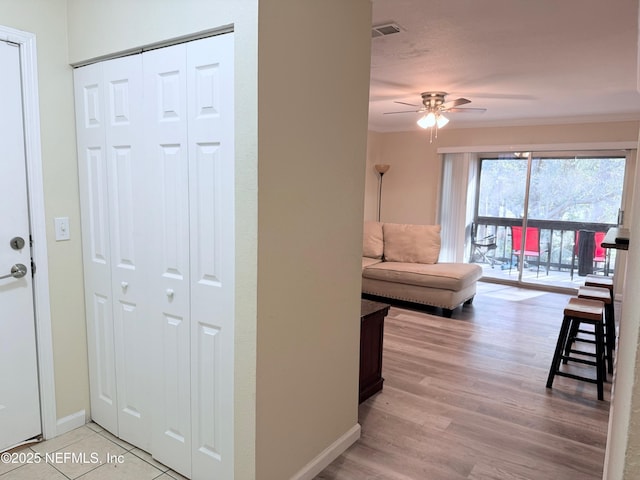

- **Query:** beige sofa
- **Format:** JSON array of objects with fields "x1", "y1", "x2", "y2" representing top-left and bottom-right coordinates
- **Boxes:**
[{"x1": 361, "y1": 222, "x2": 483, "y2": 317}]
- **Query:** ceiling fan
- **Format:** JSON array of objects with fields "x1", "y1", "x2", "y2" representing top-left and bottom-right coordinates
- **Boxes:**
[{"x1": 385, "y1": 91, "x2": 486, "y2": 131}]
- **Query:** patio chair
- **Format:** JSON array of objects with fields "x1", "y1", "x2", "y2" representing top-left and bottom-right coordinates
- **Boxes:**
[
  {"x1": 469, "y1": 223, "x2": 498, "y2": 267},
  {"x1": 593, "y1": 231, "x2": 611, "y2": 275},
  {"x1": 509, "y1": 226, "x2": 549, "y2": 277},
  {"x1": 570, "y1": 231, "x2": 610, "y2": 279}
]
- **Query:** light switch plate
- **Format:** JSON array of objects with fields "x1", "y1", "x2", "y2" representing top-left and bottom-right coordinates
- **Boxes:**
[{"x1": 54, "y1": 217, "x2": 70, "y2": 241}]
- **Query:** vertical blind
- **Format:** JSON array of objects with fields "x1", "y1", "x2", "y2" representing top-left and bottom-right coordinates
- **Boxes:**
[{"x1": 439, "y1": 152, "x2": 478, "y2": 262}]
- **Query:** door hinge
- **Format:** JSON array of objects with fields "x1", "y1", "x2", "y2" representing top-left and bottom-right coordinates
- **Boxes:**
[{"x1": 31, "y1": 259, "x2": 36, "y2": 276}]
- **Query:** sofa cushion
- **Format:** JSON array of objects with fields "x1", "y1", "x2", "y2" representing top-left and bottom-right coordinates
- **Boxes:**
[
  {"x1": 362, "y1": 257, "x2": 383, "y2": 269},
  {"x1": 362, "y1": 262, "x2": 482, "y2": 291},
  {"x1": 383, "y1": 223, "x2": 441, "y2": 264},
  {"x1": 363, "y1": 221, "x2": 384, "y2": 259}
]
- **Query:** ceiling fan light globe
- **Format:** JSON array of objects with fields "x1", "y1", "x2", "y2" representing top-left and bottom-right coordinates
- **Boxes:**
[
  {"x1": 417, "y1": 112, "x2": 437, "y2": 129},
  {"x1": 436, "y1": 114, "x2": 449, "y2": 128},
  {"x1": 416, "y1": 115, "x2": 430, "y2": 129}
]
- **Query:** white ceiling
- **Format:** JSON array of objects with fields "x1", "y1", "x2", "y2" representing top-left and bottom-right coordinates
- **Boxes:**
[{"x1": 368, "y1": 0, "x2": 640, "y2": 132}]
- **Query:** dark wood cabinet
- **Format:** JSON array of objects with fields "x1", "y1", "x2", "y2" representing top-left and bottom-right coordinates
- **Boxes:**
[{"x1": 359, "y1": 299, "x2": 390, "y2": 403}]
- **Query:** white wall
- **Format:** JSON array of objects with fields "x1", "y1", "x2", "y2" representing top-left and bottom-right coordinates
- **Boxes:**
[
  {"x1": 255, "y1": 1, "x2": 372, "y2": 478},
  {"x1": 365, "y1": 130, "x2": 441, "y2": 225},
  {"x1": 605, "y1": 129, "x2": 640, "y2": 479},
  {"x1": 365, "y1": 131, "x2": 383, "y2": 221}
]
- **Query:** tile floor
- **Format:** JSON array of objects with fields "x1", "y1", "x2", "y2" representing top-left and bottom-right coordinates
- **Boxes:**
[{"x1": 0, "y1": 423, "x2": 187, "y2": 479}]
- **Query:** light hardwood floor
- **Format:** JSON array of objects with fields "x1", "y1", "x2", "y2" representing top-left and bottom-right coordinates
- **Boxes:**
[{"x1": 317, "y1": 282, "x2": 612, "y2": 480}]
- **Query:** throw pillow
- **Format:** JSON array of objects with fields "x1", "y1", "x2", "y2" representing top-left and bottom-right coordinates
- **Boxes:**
[
  {"x1": 362, "y1": 221, "x2": 384, "y2": 259},
  {"x1": 383, "y1": 223, "x2": 441, "y2": 264}
]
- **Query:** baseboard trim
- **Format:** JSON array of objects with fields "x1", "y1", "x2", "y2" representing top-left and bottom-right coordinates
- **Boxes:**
[
  {"x1": 290, "y1": 423, "x2": 361, "y2": 480},
  {"x1": 56, "y1": 410, "x2": 86, "y2": 436}
]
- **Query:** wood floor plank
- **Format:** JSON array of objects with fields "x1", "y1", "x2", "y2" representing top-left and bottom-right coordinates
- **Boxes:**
[{"x1": 315, "y1": 284, "x2": 612, "y2": 479}]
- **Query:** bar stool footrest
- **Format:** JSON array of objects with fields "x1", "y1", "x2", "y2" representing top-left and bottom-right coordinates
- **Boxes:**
[
  {"x1": 554, "y1": 371, "x2": 599, "y2": 384},
  {"x1": 562, "y1": 353, "x2": 597, "y2": 365}
]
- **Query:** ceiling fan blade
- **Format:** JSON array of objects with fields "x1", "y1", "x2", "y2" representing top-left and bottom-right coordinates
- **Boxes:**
[
  {"x1": 441, "y1": 97, "x2": 471, "y2": 109},
  {"x1": 383, "y1": 109, "x2": 424, "y2": 115},
  {"x1": 444, "y1": 107, "x2": 487, "y2": 113},
  {"x1": 394, "y1": 101, "x2": 421, "y2": 107}
]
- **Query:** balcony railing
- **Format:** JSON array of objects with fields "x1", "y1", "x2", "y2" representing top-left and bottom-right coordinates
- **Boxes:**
[{"x1": 471, "y1": 217, "x2": 616, "y2": 277}]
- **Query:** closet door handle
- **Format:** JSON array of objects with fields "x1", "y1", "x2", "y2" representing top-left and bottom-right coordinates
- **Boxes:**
[
  {"x1": 166, "y1": 288, "x2": 174, "y2": 298},
  {"x1": 121, "y1": 281, "x2": 128, "y2": 290}
]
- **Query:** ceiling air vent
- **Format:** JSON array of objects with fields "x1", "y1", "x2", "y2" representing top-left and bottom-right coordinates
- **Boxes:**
[{"x1": 372, "y1": 23, "x2": 402, "y2": 38}]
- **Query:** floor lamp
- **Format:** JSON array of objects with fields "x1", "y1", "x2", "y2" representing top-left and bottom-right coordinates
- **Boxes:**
[{"x1": 375, "y1": 164, "x2": 390, "y2": 221}]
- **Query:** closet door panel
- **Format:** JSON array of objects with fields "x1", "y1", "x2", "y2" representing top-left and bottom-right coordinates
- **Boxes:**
[
  {"x1": 158, "y1": 145, "x2": 189, "y2": 274},
  {"x1": 188, "y1": 33, "x2": 235, "y2": 480},
  {"x1": 145, "y1": 43, "x2": 192, "y2": 478},
  {"x1": 103, "y1": 55, "x2": 152, "y2": 451},
  {"x1": 156, "y1": 308, "x2": 190, "y2": 479},
  {"x1": 74, "y1": 63, "x2": 118, "y2": 434}
]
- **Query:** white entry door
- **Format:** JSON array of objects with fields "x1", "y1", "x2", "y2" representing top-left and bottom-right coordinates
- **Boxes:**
[{"x1": 0, "y1": 39, "x2": 41, "y2": 452}]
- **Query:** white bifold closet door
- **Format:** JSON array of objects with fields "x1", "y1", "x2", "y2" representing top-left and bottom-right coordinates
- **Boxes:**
[
  {"x1": 74, "y1": 54, "x2": 149, "y2": 448},
  {"x1": 74, "y1": 33, "x2": 234, "y2": 480},
  {"x1": 145, "y1": 35, "x2": 235, "y2": 479}
]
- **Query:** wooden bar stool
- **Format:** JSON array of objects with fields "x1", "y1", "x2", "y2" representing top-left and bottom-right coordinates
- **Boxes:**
[
  {"x1": 584, "y1": 274, "x2": 616, "y2": 349},
  {"x1": 584, "y1": 274, "x2": 614, "y2": 302},
  {"x1": 547, "y1": 297, "x2": 606, "y2": 400},
  {"x1": 575, "y1": 285, "x2": 615, "y2": 373}
]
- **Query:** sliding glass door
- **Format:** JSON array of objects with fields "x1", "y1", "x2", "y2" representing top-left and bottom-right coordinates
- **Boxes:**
[{"x1": 472, "y1": 151, "x2": 626, "y2": 288}]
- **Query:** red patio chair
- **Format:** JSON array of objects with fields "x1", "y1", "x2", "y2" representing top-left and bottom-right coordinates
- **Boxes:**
[
  {"x1": 510, "y1": 226, "x2": 549, "y2": 277},
  {"x1": 570, "y1": 231, "x2": 610, "y2": 279}
]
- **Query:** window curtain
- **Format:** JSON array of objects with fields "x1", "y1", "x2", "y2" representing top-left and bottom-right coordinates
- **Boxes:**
[{"x1": 439, "y1": 152, "x2": 478, "y2": 262}]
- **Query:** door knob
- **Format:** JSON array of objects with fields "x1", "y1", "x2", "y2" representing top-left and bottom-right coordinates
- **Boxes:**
[
  {"x1": 0, "y1": 263, "x2": 28, "y2": 280},
  {"x1": 166, "y1": 288, "x2": 174, "y2": 298}
]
